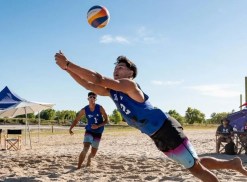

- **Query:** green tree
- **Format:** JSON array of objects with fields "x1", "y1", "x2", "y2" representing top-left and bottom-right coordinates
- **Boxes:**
[
  {"x1": 40, "y1": 109, "x2": 56, "y2": 120},
  {"x1": 208, "y1": 112, "x2": 229, "y2": 124},
  {"x1": 17, "y1": 113, "x2": 35, "y2": 119},
  {"x1": 110, "y1": 109, "x2": 122, "y2": 124},
  {"x1": 167, "y1": 110, "x2": 185, "y2": 124},
  {"x1": 81, "y1": 115, "x2": 87, "y2": 123},
  {"x1": 75, "y1": 111, "x2": 87, "y2": 124},
  {"x1": 185, "y1": 107, "x2": 205, "y2": 124},
  {"x1": 65, "y1": 110, "x2": 76, "y2": 121},
  {"x1": 55, "y1": 110, "x2": 76, "y2": 124},
  {"x1": 55, "y1": 111, "x2": 63, "y2": 123}
]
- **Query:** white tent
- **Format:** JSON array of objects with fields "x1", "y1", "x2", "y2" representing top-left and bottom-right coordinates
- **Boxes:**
[
  {"x1": 0, "y1": 101, "x2": 54, "y2": 118},
  {"x1": 0, "y1": 101, "x2": 55, "y2": 147},
  {"x1": 0, "y1": 86, "x2": 55, "y2": 147}
]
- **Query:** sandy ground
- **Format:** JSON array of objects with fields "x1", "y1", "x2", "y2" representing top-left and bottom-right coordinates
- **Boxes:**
[{"x1": 1, "y1": 126, "x2": 247, "y2": 182}]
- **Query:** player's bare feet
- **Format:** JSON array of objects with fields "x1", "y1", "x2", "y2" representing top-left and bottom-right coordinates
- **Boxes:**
[{"x1": 232, "y1": 157, "x2": 247, "y2": 176}]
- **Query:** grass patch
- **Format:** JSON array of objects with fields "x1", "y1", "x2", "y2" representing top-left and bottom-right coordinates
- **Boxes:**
[
  {"x1": 25, "y1": 125, "x2": 136, "y2": 137},
  {"x1": 4, "y1": 124, "x2": 218, "y2": 138},
  {"x1": 183, "y1": 124, "x2": 218, "y2": 130}
]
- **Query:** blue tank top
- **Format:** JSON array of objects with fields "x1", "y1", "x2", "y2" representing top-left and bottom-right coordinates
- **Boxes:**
[
  {"x1": 84, "y1": 104, "x2": 104, "y2": 134},
  {"x1": 109, "y1": 89, "x2": 168, "y2": 136}
]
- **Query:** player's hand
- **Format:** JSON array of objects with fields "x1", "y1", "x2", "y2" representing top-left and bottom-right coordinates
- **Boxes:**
[
  {"x1": 55, "y1": 50, "x2": 68, "y2": 70},
  {"x1": 69, "y1": 129, "x2": 74, "y2": 135},
  {"x1": 91, "y1": 124, "x2": 99, "y2": 129}
]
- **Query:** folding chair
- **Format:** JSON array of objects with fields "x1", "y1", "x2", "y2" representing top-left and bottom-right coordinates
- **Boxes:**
[
  {"x1": 236, "y1": 133, "x2": 247, "y2": 154},
  {"x1": 216, "y1": 134, "x2": 235, "y2": 153},
  {"x1": 216, "y1": 135, "x2": 228, "y2": 153},
  {"x1": 4, "y1": 129, "x2": 22, "y2": 151}
]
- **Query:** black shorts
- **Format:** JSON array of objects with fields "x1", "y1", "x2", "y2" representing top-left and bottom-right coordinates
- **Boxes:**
[
  {"x1": 85, "y1": 130, "x2": 102, "y2": 139},
  {"x1": 150, "y1": 117, "x2": 187, "y2": 152},
  {"x1": 150, "y1": 117, "x2": 198, "y2": 169}
]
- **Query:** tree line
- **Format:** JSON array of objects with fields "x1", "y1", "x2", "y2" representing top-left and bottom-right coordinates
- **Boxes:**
[{"x1": 5, "y1": 106, "x2": 233, "y2": 126}]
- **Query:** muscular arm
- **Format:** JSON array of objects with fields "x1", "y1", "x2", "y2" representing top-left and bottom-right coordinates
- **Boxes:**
[
  {"x1": 67, "y1": 61, "x2": 136, "y2": 93},
  {"x1": 69, "y1": 108, "x2": 85, "y2": 134},
  {"x1": 55, "y1": 51, "x2": 144, "y2": 102},
  {"x1": 67, "y1": 69, "x2": 110, "y2": 96},
  {"x1": 99, "y1": 106, "x2": 109, "y2": 127}
]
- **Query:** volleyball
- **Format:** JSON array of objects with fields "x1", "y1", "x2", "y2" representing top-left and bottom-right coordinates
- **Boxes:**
[{"x1": 87, "y1": 5, "x2": 110, "y2": 28}]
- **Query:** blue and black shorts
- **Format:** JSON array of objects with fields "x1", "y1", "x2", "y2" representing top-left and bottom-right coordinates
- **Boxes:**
[
  {"x1": 150, "y1": 117, "x2": 198, "y2": 169},
  {"x1": 83, "y1": 130, "x2": 102, "y2": 149}
]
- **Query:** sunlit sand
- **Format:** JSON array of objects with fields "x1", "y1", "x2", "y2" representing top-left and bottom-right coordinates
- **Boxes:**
[{"x1": 1, "y1": 126, "x2": 247, "y2": 181}]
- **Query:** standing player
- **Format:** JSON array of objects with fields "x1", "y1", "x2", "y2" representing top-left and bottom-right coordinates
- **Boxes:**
[
  {"x1": 69, "y1": 92, "x2": 108, "y2": 169},
  {"x1": 56, "y1": 51, "x2": 247, "y2": 181}
]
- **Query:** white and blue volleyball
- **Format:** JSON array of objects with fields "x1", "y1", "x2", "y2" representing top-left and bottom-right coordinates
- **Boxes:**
[{"x1": 87, "y1": 5, "x2": 110, "y2": 28}]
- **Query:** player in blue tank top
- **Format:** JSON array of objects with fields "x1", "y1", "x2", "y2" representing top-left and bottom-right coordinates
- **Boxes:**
[
  {"x1": 55, "y1": 51, "x2": 247, "y2": 180},
  {"x1": 109, "y1": 89, "x2": 167, "y2": 136},
  {"x1": 69, "y1": 92, "x2": 108, "y2": 169},
  {"x1": 84, "y1": 103, "x2": 105, "y2": 134}
]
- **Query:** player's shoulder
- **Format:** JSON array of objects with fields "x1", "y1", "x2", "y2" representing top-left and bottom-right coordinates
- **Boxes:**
[{"x1": 217, "y1": 125, "x2": 223, "y2": 129}]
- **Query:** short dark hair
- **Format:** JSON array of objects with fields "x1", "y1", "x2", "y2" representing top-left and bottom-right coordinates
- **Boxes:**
[
  {"x1": 88, "y1": 92, "x2": 96, "y2": 97},
  {"x1": 221, "y1": 118, "x2": 230, "y2": 123},
  {"x1": 115, "y1": 56, "x2": 137, "y2": 78}
]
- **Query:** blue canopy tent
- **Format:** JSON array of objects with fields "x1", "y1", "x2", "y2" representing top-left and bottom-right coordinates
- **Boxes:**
[
  {"x1": 0, "y1": 86, "x2": 54, "y2": 146},
  {"x1": 0, "y1": 86, "x2": 26, "y2": 110},
  {"x1": 228, "y1": 109, "x2": 247, "y2": 131}
]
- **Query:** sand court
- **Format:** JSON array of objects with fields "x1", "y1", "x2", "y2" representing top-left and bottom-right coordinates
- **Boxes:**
[{"x1": 1, "y1": 127, "x2": 247, "y2": 182}]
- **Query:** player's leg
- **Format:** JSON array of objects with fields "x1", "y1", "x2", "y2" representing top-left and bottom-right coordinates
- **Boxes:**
[
  {"x1": 164, "y1": 138, "x2": 219, "y2": 181},
  {"x1": 86, "y1": 147, "x2": 98, "y2": 166},
  {"x1": 216, "y1": 136, "x2": 224, "y2": 153},
  {"x1": 86, "y1": 135, "x2": 101, "y2": 166},
  {"x1": 78, "y1": 132, "x2": 93, "y2": 169},
  {"x1": 151, "y1": 117, "x2": 219, "y2": 181},
  {"x1": 200, "y1": 157, "x2": 247, "y2": 176},
  {"x1": 78, "y1": 142, "x2": 90, "y2": 169},
  {"x1": 188, "y1": 161, "x2": 218, "y2": 182}
]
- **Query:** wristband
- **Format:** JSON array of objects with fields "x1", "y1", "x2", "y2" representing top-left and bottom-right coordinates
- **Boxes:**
[{"x1": 64, "y1": 61, "x2": 70, "y2": 70}]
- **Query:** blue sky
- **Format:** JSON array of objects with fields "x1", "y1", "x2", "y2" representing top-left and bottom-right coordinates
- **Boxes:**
[{"x1": 0, "y1": 0, "x2": 247, "y2": 118}]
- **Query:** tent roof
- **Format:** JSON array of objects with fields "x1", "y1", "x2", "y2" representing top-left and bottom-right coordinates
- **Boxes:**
[
  {"x1": 0, "y1": 86, "x2": 55, "y2": 118},
  {"x1": 0, "y1": 86, "x2": 26, "y2": 110},
  {"x1": 228, "y1": 109, "x2": 247, "y2": 131},
  {"x1": 227, "y1": 109, "x2": 247, "y2": 122}
]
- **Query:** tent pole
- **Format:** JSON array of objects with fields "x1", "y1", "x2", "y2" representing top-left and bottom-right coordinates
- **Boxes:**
[
  {"x1": 25, "y1": 109, "x2": 27, "y2": 145},
  {"x1": 245, "y1": 77, "x2": 247, "y2": 104},
  {"x1": 25, "y1": 108, "x2": 32, "y2": 149},
  {"x1": 240, "y1": 94, "x2": 242, "y2": 111},
  {"x1": 38, "y1": 111, "x2": 40, "y2": 143}
]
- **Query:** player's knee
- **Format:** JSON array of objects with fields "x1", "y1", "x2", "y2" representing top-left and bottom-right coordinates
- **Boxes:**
[
  {"x1": 188, "y1": 160, "x2": 202, "y2": 173},
  {"x1": 83, "y1": 146, "x2": 90, "y2": 154},
  {"x1": 199, "y1": 158, "x2": 207, "y2": 165},
  {"x1": 217, "y1": 139, "x2": 222, "y2": 144}
]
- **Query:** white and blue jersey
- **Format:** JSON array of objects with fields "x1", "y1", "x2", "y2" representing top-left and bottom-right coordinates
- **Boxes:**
[
  {"x1": 84, "y1": 104, "x2": 104, "y2": 134},
  {"x1": 109, "y1": 89, "x2": 168, "y2": 136}
]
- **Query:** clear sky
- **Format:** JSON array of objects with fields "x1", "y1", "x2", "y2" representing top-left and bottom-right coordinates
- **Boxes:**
[{"x1": 0, "y1": 0, "x2": 247, "y2": 118}]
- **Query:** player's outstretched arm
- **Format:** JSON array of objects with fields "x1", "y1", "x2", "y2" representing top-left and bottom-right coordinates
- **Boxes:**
[
  {"x1": 55, "y1": 51, "x2": 105, "y2": 85},
  {"x1": 69, "y1": 109, "x2": 85, "y2": 135},
  {"x1": 67, "y1": 69, "x2": 110, "y2": 96},
  {"x1": 54, "y1": 51, "x2": 137, "y2": 94}
]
